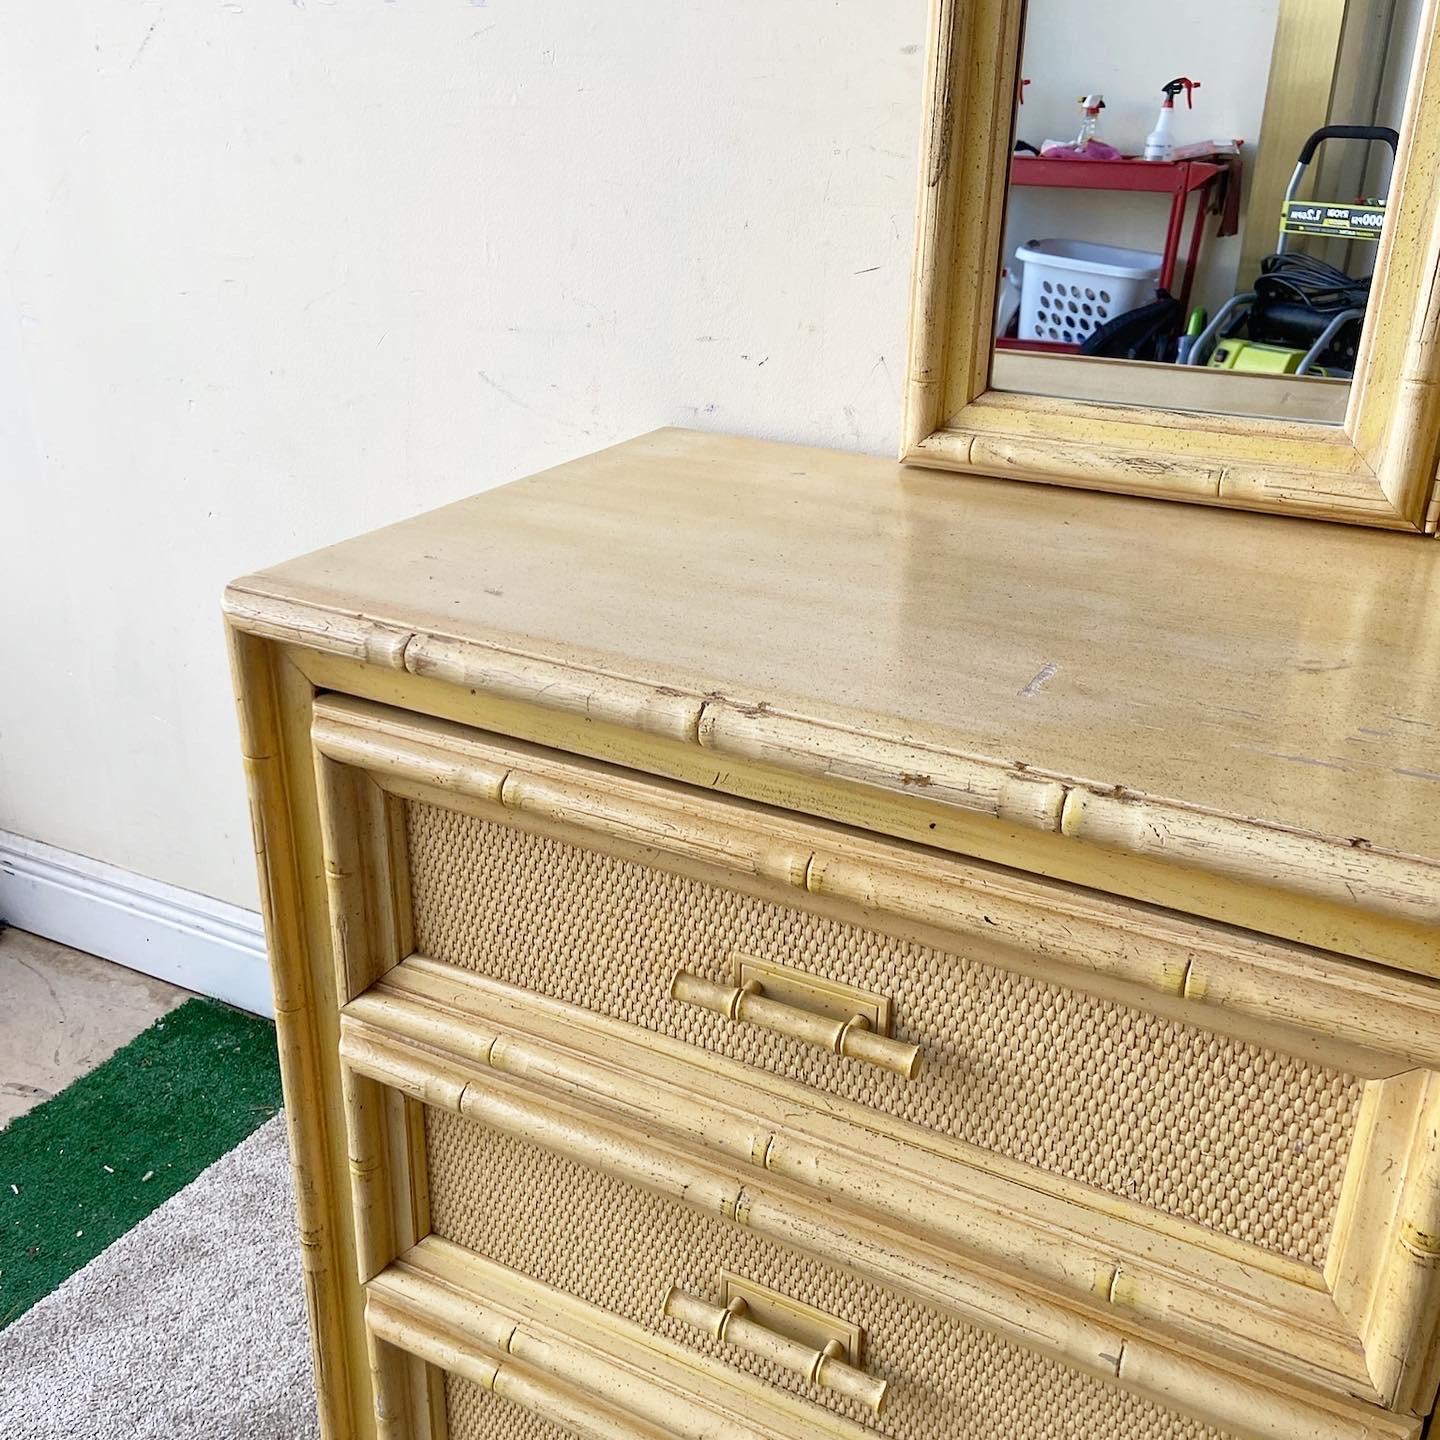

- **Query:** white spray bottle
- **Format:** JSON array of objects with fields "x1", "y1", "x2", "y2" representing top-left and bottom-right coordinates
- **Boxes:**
[
  {"x1": 1041, "y1": 93, "x2": 1121, "y2": 159},
  {"x1": 1144, "y1": 77, "x2": 1200, "y2": 161},
  {"x1": 1074, "y1": 93, "x2": 1106, "y2": 149}
]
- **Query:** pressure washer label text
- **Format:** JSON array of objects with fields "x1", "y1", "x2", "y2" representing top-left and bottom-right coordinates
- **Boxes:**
[{"x1": 1281, "y1": 201, "x2": 1386, "y2": 241}]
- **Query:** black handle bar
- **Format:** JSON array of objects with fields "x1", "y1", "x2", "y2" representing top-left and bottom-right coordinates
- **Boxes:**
[{"x1": 1297, "y1": 125, "x2": 1400, "y2": 166}]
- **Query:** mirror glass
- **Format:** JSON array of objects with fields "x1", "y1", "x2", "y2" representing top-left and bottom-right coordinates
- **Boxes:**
[{"x1": 992, "y1": 0, "x2": 1425, "y2": 421}]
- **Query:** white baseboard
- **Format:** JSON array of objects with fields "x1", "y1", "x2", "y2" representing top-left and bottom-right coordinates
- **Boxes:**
[{"x1": 0, "y1": 831, "x2": 272, "y2": 1017}]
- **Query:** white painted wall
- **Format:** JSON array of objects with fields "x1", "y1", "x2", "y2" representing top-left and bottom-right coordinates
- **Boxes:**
[{"x1": 0, "y1": 2, "x2": 927, "y2": 913}]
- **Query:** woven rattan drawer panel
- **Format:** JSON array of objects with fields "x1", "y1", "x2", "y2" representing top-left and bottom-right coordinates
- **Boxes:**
[
  {"x1": 404, "y1": 799, "x2": 1362, "y2": 1267},
  {"x1": 425, "y1": 1106, "x2": 1230, "y2": 1440},
  {"x1": 445, "y1": 1378, "x2": 571, "y2": 1440}
]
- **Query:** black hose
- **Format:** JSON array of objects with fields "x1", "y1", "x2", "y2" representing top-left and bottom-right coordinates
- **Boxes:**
[{"x1": 1255, "y1": 253, "x2": 1370, "y2": 313}]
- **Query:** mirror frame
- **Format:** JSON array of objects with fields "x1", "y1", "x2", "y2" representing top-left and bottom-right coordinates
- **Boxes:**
[{"x1": 902, "y1": 0, "x2": 1440, "y2": 532}]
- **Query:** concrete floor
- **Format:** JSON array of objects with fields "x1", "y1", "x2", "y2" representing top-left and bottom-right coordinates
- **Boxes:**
[{"x1": 0, "y1": 928, "x2": 192, "y2": 1129}]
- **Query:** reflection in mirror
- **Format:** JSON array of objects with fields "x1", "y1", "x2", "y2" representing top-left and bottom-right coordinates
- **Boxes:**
[{"x1": 991, "y1": 0, "x2": 1424, "y2": 422}]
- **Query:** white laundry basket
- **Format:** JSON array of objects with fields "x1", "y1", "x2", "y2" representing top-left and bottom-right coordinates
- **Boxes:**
[{"x1": 1015, "y1": 239, "x2": 1163, "y2": 345}]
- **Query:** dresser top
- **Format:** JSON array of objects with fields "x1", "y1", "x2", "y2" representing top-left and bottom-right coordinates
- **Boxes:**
[{"x1": 227, "y1": 428, "x2": 1440, "y2": 924}]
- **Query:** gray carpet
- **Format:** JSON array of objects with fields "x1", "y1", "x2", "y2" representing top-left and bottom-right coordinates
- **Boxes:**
[{"x1": 0, "y1": 1114, "x2": 319, "y2": 1438}]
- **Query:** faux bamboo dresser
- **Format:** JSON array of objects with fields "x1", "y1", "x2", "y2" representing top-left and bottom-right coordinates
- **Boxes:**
[{"x1": 226, "y1": 428, "x2": 1440, "y2": 1440}]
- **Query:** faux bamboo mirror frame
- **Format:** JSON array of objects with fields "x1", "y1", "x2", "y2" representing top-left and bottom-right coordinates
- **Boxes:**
[{"x1": 902, "y1": 0, "x2": 1440, "y2": 532}]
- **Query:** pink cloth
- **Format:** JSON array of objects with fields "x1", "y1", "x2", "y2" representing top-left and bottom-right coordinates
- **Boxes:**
[{"x1": 1039, "y1": 139, "x2": 1124, "y2": 161}]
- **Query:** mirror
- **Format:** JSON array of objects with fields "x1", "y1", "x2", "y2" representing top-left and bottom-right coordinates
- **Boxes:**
[
  {"x1": 903, "y1": 0, "x2": 1440, "y2": 528},
  {"x1": 990, "y1": 0, "x2": 1426, "y2": 423}
]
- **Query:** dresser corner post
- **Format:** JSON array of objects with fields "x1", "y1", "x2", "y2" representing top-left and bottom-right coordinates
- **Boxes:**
[{"x1": 227, "y1": 622, "x2": 378, "y2": 1440}]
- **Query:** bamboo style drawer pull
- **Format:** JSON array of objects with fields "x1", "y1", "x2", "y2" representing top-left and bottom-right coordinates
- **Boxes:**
[
  {"x1": 670, "y1": 970, "x2": 923, "y2": 1079},
  {"x1": 663, "y1": 1287, "x2": 888, "y2": 1414}
]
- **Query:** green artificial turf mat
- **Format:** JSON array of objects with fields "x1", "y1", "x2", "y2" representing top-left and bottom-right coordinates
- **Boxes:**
[{"x1": 0, "y1": 997, "x2": 282, "y2": 1328}]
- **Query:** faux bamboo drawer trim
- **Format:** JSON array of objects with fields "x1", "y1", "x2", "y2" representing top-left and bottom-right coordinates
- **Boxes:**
[
  {"x1": 311, "y1": 695, "x2": 1440, "y2": 1079},
  {"x1": 340, "y1": 962, "x2": 1375, "y2": 1404},
  {"x1": 401, "y1": 795, "x2": 1360, "y2": 1265},
  {"x1": 312, "y1": 695, "x2": 1440, "y2": 1418},
  {"x1": 424, "y1": 1112, "x2": 1233, "y2": 1440},
  {"x1": 368, "y1": 1239, "x2": 827, "y2": 1439},
  {"x1": 338, "y1": 1021, "x2": 1419, "y2": 1440}
]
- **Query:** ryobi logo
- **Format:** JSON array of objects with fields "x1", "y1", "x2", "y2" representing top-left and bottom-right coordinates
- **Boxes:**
[{"x1": 1282, "y1": 200, "x2": 1386, "y2": 240}]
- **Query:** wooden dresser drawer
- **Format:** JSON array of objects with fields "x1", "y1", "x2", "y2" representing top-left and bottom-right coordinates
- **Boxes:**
[
  {"x1": 366, "y1": 1232, "x2": 877, "y2": 1440},
  {"x1": 340, "y1": 1011, "x2": 1419, "y2": 1440},
  {"x1": 370, "y1": 1227, "x2": 1237, "y2": 1440},
  {"x1": 400, "y1": 790, "x2": 1355, "y2": 1267},
  {"x1": 422, "y1": 1106, "x2": 1232, "y2": 1440},
  {"x1": 313, "y1": 696, "x2": 1440, "y2": 1427}
]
